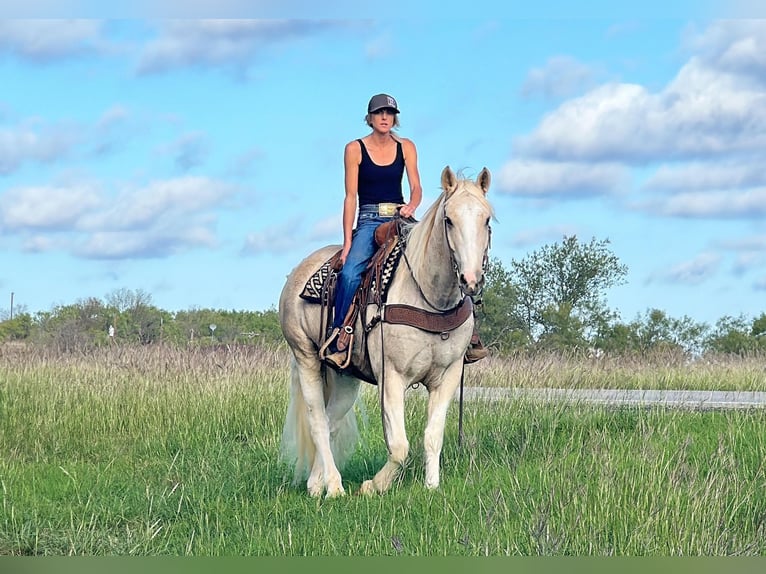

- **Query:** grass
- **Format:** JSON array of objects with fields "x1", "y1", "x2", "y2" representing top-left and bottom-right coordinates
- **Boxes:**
[{"x1": 1, "y1": 344, "x2": 765, "y2": 555}]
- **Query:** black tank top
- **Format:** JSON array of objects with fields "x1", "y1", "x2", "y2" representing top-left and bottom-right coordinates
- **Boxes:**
[{"x1": 357, "y1": 138, "x2": 405, "y2": 206}]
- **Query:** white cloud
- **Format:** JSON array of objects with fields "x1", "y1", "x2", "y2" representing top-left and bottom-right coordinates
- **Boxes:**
[
  {"x1": 2, "y1": 176, "x2": 237, "y2": 259},
  {"x1": 654, "y1": 252, "x2": 722, "y2": 285},
  {"x1": 79, "y1": 177, "x2": 236, "y2": 231},
  {"x1": 515, "y1": 61, "x2": 766, "y2": 163},
  {"x1": 521, "y1": 55, "x2": 598, "y2": 99},
  {"x1": 0, "y1": 184, "x2": 102, "y2": 230},
  {"x1": 643, "y1": 188, "x2": 766, "y2": 219},
  {"x1": 21, "y1": 235, "x2": 56, "y2": 253},
  {"x1": 75, "y1": 225, "x2": 217, "y2": 259},
  {"x1": 716, "y1": 234, "x2": 766, "y2": 276},
  {"x1": 0, "y1": 106, "x2": 140, "y2": 174},
  {"x1": 686, "y1": 19, "x2": 766, "y2": 80},
  {"x1": 732, "y1": 252, "x2": 766, "y2": 276},
  {"x1": 0, "y1": 19, "x2": 104, "y2": 62},
  {"x1": 717, "y1": 234, "x2": 766, "y2": 251},
  {"x1": 496, "y1": 159, "x2": 626, "y2": 198},
  {"x1": 242, "y1": 218, "x2": 303, "y2": 255},
  {"x1": 501, "y1": 20, "x2": 766, "y2": 217},
  {"x1": 136, "y1": 19, "x2": 343, "y2": 74},
  {"x1": 643, "y1": 160, "x2": 766, "y2": 193},
  {"x1": 0, "y1": 120, "x2": 80, "y2": 174}
]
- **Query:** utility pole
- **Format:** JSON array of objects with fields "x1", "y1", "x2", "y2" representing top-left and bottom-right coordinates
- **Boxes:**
[{"x1": 10, "y1": 292, "x2": 13, "y2": 321}]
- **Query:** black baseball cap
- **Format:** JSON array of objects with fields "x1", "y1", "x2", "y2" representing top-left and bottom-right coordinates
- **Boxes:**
[{"x1": 368, "y1": 93, "x2": 400, "y2": 114}]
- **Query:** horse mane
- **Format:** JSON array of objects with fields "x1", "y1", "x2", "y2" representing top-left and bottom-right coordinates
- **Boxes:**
[{"x1": 404, "y1": 174, "x2": 494, "y2": 273}]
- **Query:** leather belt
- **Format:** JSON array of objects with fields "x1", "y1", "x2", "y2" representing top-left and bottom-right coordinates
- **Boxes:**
[{"x1": 377, "y1": 203, "x2": 399, "y2": 217}]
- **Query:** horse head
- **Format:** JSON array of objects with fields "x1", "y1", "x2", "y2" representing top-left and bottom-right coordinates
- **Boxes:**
[{"x1": 440, "y1": 166, "x2": 493, "y2": 297}]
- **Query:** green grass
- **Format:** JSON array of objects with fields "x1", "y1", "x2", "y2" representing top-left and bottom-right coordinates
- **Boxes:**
[{"x1": 1, "y1": 345, "x2": 765, "y2": 555}]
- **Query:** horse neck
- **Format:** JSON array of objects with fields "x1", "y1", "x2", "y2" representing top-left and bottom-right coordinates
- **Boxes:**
[{"x1": 402, "y1": 203, "x2": 462, "y2": 310}]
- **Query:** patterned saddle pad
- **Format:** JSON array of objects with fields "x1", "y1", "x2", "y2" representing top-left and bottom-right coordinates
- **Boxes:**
[
  {"x1": 299, "y1": 238, "x2": 404, "y2": 305},
  {"x1": 299, "y1": 253, "x2": 338, "y2": 303}
]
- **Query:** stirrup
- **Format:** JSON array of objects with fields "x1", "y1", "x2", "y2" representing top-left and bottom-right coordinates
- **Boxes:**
[
  {"x1": 318, "y1": 328, "x2": 340, "y2": 360},
  {"x1": 324, "y1": 347, "x2": 352, "y2": 370},
  {"x1": 319, "y1": 328, "x2": 354, "y2": 370}
]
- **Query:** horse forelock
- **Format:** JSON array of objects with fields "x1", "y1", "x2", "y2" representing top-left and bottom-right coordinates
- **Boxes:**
[{"x1": 448, "y1": 177, "x2": 494, "y2": 218}]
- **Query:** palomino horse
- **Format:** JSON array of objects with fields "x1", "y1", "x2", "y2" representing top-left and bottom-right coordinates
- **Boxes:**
[{"x1": 279, "y1": 166, "x2": 493, "y2": 497}]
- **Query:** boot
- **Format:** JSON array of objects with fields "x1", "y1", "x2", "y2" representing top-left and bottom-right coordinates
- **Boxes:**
[
  {"x1": 319, "y1": 326, "x2": 353, "y2": 370},
  {"x1": 464, "y1": 331, "x2": 488, "y2": 364}
]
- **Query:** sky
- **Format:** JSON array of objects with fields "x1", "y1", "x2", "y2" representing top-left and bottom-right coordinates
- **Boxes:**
[{"x1": 1, "y1": 3, "x2": 766, "y2": 327}]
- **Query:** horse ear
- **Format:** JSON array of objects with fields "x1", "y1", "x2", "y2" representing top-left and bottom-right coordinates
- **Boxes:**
[
  {"x1": 476, "y1": 167, "x2": 491, "y2": 195},
  {"x1": 441, "y1": 166, "x2": 458, "y2": 194}
]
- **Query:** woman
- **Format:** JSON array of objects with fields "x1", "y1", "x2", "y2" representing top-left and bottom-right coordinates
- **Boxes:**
[
  {"x1": 324, "y1": 93, "x2": 486, "y2": 368},
  {"x1": 322, "y1": 93, "x2": 421, "y2": 368}
]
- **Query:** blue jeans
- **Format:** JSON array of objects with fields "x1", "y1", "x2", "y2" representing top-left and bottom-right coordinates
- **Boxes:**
[{"x1": 332, "y1": 205, "x2": 393, "y2": 330}]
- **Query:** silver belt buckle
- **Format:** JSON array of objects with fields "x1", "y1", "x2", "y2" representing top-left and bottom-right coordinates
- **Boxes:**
[{"x1": 378, "y1": 203, "x2": 398, "y2": 217}]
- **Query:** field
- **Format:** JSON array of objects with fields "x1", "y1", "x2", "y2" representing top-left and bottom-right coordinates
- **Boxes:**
[{"x1": 1, "y1": 344, "x2": 765, "y2": 555}]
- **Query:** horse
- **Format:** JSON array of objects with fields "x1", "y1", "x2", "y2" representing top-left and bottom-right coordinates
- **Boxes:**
[{"x1": 278, "y1": 166, "x2": 493, "y2": 497}]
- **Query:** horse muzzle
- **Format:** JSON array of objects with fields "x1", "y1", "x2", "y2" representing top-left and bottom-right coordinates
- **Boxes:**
[{"x1": 459, "y1": 271, "x2": 485, "y2": 297}]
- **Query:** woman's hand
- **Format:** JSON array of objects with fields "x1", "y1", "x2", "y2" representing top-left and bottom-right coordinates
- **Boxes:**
[
  {"x1": 399, "y1": 202, "x2": 417, "y2": 219},
  {"x1": 340, "y1": 242, "x2": 352, "y2": 265}
]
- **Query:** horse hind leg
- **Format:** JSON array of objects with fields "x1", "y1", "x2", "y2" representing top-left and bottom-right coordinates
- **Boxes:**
[
  {"x1": 308, "y1": 373, "x2": 361, "y2": 495},
  {"x1": 283, "y1": 355, "x2": 346, "y2": 498},
  {"x1": 325, "y1": 371, "x2": 362, "y2": 469}
]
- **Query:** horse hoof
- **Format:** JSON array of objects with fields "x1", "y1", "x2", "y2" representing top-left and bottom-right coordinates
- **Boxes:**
[
  {"x1": 359, "y1": 480, "x2": 377, "y2": 495},
  {"x1": 325, "y1": 486, "x2": 346, "y2": 498}
]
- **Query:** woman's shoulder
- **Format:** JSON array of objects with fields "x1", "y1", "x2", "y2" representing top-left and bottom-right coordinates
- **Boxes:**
[
  {"x1": 345, "y1": 138, "x2": 363, "y2": 150},
  {"x1": 394, "y1": 135, "x2": 417, "y2": 152},
  {"x1": 344, "y1": 138, "x2": 363, "y2": 161},
  {"x1": 392, "y1": 133, "x2": 415, "y2": 144}
]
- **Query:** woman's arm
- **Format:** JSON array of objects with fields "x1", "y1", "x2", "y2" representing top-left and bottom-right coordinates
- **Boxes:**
[
  {"x1": 400, "y1": 138, "x2": 422, "y2": 219},
  {"x1": 340, "y1": 140, "x2": 361, "y2": 263}
]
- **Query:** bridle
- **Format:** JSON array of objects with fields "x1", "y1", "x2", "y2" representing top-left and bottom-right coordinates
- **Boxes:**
[{"x1": 401, "y1": 197, "x2": 491, "y2": 312}]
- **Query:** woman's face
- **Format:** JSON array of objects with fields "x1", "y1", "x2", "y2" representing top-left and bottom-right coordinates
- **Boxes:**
[{"x1": 370, "y1": 108, "x2": 397, "y2": 131}]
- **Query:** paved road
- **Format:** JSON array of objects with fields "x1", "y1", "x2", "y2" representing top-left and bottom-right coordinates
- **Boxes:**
[{"x1": 460, "y1": 387, "x2": 766, "y2": 410}]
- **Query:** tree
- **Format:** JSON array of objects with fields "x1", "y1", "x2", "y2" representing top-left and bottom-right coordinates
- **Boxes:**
[
  {"x1": 627, "y1": 309, "x2": 709, "y2": 357},
  {"x1": 706, "y1": 314, "x2": 763, "y2": 356},
  {"x1": 508, "y1": 235, "x2": 627, "y2": 344},
  {"x1": 751, "y1": 313, "x2": 766, "y2": 339},
  {"x1": 0, "y1": 312, "x2": 32, "y2": 341},
  {"x1": 536, "y1": 301, "x2": 588, "y2": 351},
  {"x1": 479, "y1": 257, "x2": 530, "y2": 352}
]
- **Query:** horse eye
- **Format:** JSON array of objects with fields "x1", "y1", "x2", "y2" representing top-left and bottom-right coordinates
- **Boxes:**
[{"x1": 444, "y1": 216, "x2": 453, "y2": 227}]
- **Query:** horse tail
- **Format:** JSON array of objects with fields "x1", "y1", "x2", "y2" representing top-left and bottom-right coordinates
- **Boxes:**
[
  {"x1": 280, "y1": 358, "x2": 365, "y2": 484},
  {"x1": 280, "y1": 357, "x2": 315, "y2": 484}
]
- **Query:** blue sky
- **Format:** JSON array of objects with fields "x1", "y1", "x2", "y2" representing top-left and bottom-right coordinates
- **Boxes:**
[{"x1": 1, "y1": 6, "x2": 766, "y2": 326}]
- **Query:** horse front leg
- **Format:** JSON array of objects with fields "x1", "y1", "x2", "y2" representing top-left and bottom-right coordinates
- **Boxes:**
[
  {"x1": 423, "y1": 363, "x2": 464, "y2": 489},
  {"x1": 360, "y1": 374, "x2": 409, "y2": 495}
]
